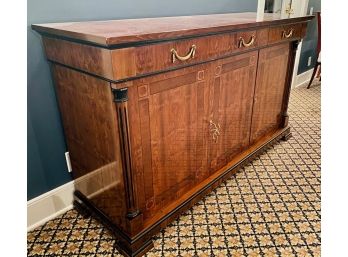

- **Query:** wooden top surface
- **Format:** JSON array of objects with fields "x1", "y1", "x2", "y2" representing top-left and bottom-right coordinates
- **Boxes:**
[{"x1": 32, "y1": 12, "x2": 313, "y2": 47}]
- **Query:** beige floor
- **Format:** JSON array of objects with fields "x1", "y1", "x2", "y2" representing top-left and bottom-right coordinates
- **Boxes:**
[{"x1": 27, "y1": 82, "x2": 321, "y2": 257}]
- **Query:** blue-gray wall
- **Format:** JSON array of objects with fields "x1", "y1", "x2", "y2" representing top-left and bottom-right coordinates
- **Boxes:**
[
  {"x1": 28, "y1": 0, "x2": 258, "y2": 200},
  {"x1": 298, "y1": 0, "x2": 321, "y2": 74}
]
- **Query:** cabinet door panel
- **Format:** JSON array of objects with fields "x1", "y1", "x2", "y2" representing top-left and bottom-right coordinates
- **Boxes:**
[
  {"x1": 126, "y1": 64, "x2": 210, "y2": 219},
  {"x1": 209, "y1": 51, "x2": 258, "y2": 172},
  {"x1": 250, "y1": 43, "x2": 290, "y2": 144}
]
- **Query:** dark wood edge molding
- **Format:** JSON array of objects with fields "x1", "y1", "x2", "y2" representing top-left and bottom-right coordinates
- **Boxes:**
[{"x1": 73, "y1": 126, "x2": 291, "y2": 257}]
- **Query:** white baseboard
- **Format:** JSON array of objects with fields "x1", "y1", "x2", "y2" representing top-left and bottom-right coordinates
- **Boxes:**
[
  {"x1": 293, "y1": 68, "x2": 314, "y2": 88},
  {"x1": 27, "y1": 181, "x2": 75, "y2": 231},
  {"x1": 27, "y1": 161, "x2": 119, "y2": 231}
]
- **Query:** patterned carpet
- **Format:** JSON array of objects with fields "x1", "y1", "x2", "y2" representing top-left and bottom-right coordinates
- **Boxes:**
[{"x1": 27, "y1": 83, "x2": 321, "y2": 257}]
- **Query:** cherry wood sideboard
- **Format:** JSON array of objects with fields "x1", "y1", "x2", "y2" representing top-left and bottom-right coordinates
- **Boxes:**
[{"x1": 33, "y1": 12, "x2": 313, "y2": 257}]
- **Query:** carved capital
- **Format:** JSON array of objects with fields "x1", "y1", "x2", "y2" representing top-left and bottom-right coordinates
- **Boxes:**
[{"x1": 112, "y1": 88, "x2": 129, "y2": 103}]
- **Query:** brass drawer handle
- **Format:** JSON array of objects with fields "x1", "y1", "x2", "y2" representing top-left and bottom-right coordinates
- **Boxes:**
[
  {"x1": 171, "y1": 45, "x2": 196, "y2": 63},
  {"x1": 238, "y1": 35, "x2": 255, "y2": 48},
  {"x1": 209, "y1": 120, "x2": 221, "y2": 142},
  {"x1": 282, "y1": 28, "x2": 294, "y2": 39}
]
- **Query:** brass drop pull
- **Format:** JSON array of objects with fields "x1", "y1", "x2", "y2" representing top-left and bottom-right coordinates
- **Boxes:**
[
  {"x1": 238, "y1": 35, "x2": 255, "y2": 48},
  {"x1": 171, "y1": 45, "x2": 196, "y2": 63},
  {"x1": 282, "y1": 28, "x2": 294, "y2": 39},
  {"x1": 209, "y1": 120, "x2": 221, "y2": 142}
]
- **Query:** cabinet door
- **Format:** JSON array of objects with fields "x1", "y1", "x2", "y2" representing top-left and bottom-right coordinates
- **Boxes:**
[
  {"x1": 208, "y1": 51, "x2": 258, "y2": 172},
  {"x1": 125, "y1": 64, "x2": 210, "y2": 219},
  {"x1": 250, "y1": 43, "x2": 290, "y2": 144}
]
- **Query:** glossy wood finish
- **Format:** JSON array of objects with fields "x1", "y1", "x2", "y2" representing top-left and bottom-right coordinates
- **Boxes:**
[
  {"x1": 268, "y1": 22, "x2": 304, "y2": 44},
  {"x1": 37, "y1": 14, "x2": 312, "y2": 82},
  {"x1": 110, "y1": 28, "x2": 269, "y2": 80},
  {"x1": 208, "y1": 51, "x2": 257, "y2": 172},
  {"x1": 116, "y1": 64, "x2": 210, "y2": 223},
  {"x1": 41, "y1": 25, "x2": 298, "y2": 82},
  {"x1": 250, "y1": 43, "x2": 290, "y2": 144},
  {"x1": 52, "y1": 65, "x2": 118, "y2": 178},
  {"x1": 52, "y1": 65, "x2": 129, "y2": 232},
  {"x1": 34, "y1": 13, "x2": 313, "y2": 257},
  {"x1": 42, "y1": 28, "x2": 270, "y2": 81},
  {"x1": 112, "y1": 33, "x2": 234, "y2": 80},
  {"x1": 75, "y1": 125, "x2": 292, "y2": 257},
  {"x1": 33, "y1": 13, "x2": 313, "y2": 46},
  {"x1": 111, "y1": 33, "x2": 233, "y2": 80},
  {"x1": 44, "y1": 37, "x2": 114, "y2": 79}
]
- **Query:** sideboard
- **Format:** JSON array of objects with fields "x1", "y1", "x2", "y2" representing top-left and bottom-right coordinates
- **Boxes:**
[{"x1": 32, "y1": 12, "x2": 313, "y2": 257}]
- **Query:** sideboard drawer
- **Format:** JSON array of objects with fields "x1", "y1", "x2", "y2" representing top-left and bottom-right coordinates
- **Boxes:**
[
  {"x1": 143, "y1": 35, "x2": 231, "y2": 71},
  {"x1": 268, "y1": 23, "x2": 303, "y2": 44},
  {"x1": 235, "y1": 28, "x2": 268, "y2": 51},
  {"x1": 112, "y1": 34, "x2": 232, "y2": 79},
  {"x1": 111, "y1": 28, "x2": 268, "y2": 80}
]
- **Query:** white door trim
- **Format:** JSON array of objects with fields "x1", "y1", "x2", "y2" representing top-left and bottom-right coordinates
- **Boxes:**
[
  {"x1": 291, "y1": 0, "x2": 309, "y2": 88},
  {"x1": 257, "y1": 0, "x2": 309, "y2": 88}
]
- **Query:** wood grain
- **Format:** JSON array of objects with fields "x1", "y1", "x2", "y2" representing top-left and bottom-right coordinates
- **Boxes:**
[
  {"x1": 44, "y1": 37, "x2": 113, "y2": 78},
  {"x1": 51, "y1": 64, "x2": 129, "y2": 232},
  {"x1": 117, "y1": 64, "x2": 210, "y2": 222},
  {"x1": 268, "y1": 22, "x2": 303, "y2": 44},
  {"x1": 111, "y1": 28, "x2": 269, "y2": 80},
  {"x1": 33, "y1": 13, "x2": 313, "y2": 46},
  {"x1": 209, "y1": 51, "x2": 258, "y2": 172},
  {"x1": 38, "y1": 13, "x2": 314, "y2": 257},
  {"x1": 40, "y1": 20, "x2": 308, "y2": 82},
  {"x1": 249, "y1": 43, "x2": 290, "y2": 144},
  {"x1": 112, "y1": 33, "x2": 234, "y2": 80}
]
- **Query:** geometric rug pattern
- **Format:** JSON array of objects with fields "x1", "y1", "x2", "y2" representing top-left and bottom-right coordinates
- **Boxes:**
[{"x1": 28, "y1": 83, "x2": 321, "y2": 256}]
